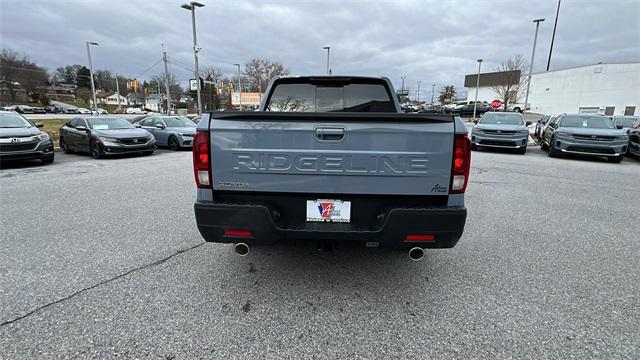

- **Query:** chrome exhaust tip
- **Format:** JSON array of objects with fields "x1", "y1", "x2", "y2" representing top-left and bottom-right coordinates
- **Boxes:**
[
  {"x1": 234, "y1": 243, "x2": 250, "y2": 256},
  {"x1": 409, "y1": 247, "x2": 424, "y2": 261}
]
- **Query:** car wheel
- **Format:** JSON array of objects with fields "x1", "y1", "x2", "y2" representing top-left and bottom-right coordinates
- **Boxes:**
[
  {"x1": 547, "y1": 136, "x2": 560, "y2": 157},
  {"x1": 168, "y1": 136, "x2": 180, "y2": 151},
  {"x1": 607, "y1": 155, "x2": 623, "y2": 163},
  {"x1": 90, "y1": 141, "x2": 102, "y2": 159},
  {"x1": 540, "y1": 140, "x2": 548, "y2": 151},
  {"x1": 60, "y1": 137, "x2": 72, "y2": 153}
]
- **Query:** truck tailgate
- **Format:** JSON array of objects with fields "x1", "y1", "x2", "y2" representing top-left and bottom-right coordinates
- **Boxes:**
[{"x1": 209, "y1": 112, "x2": 454, "y2": 196}]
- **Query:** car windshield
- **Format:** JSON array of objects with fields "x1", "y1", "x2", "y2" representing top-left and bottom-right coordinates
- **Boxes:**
[
  {"x1": 479, "y1": 113, "x2": 524, "y2": 125},
  {"x1": 163, "y1": 117, "x2": 196, "y2": 127},
  {"x1": 86, "y1": 117, "x2": 134, "y2": 130},
  {"x1": 614, "y1": 117, "x2": 637, "y2": 128},
  {"x1": 560, "y1": 115, "x2": 614, "y2": 129},
  {"x1": 0, "y1": 113, "x2": 32, "y2": 128}
]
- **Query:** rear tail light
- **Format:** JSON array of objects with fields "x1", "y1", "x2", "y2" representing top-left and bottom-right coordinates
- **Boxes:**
[
  {"x1": 450, "y1": 134, "x2": 471, "y2": 193},
  {"x1": 224, "y1": 229, "x2": 253, "y2": 237},
  {"x1": 193, "y1": 130, "x2": 211, "y2": 188},
  {"x1": 405, "y1": 234, "x2": 435, "y2": 242}
]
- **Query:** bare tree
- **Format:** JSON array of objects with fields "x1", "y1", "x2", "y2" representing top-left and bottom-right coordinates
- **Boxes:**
[
  {"x1": 200, "y1": 67, "x2": 224, "y2": 111},
  {"x1": 243, "y1": 59, "x2": 290, "y2": 94},
  {"x1": 149, "y1": 72, "x2": 182, "y2": 100},
  {"x1": 490, "y1": 54, "x2": 528, "y2": 110}
]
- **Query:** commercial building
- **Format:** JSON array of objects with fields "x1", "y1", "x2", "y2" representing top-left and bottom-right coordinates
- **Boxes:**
[{"x1": 465, "y1": 62, "x2": 639, "y2": 115}]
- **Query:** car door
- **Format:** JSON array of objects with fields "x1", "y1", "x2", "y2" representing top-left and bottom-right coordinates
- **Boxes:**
[
  {"x1": 544, "y1": 116, "x2": 559, "y2": 144},
  {"x1": 139, "y1": 117, "x2": 156, "y2": 136},
  {"x1": 151, "y1": 118, "x2": 169, "y2": 145},
  {"x1": 74, "y1": 118, "x2": 91, "y2": 153},
  {"x1": 64, "y1": 118, "x2": 83, "y2": 150}
]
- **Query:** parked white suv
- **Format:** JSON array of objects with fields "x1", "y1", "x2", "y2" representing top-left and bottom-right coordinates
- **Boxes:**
[{"x1": 126, "y1": 107, "x2": 146, "y2": 114}]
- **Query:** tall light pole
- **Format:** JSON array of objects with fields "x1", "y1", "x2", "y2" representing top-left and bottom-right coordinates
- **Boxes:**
[
  {"x1": 234, "y1": 63, "x2": 242, "y2": 110},
  {"x1": 547, "y1": 0, "x2": 561, "y2": 71},
  {"x1": 323, "y1": 46, "x2": 331, "y2": 74},
  {"x1": 400, "y1": 76, "x2": 406, "y2": 92},
  {"x1": 431, "y1": 83, "x2": 435, "y2": 104},
  {"x1": 472, "y1": 59, "x2": 483, "y2": 120},
  {"x1": 416, "y1": 81, "x2": 422, "y2": 102},
  {"x1": 85, "y1": 41, "x2": 99, "y2": 114},
  {"x1": 162, "y1": 45, "x2": 172, "y2": 115},
  {"x1": 181, "y1": 1, "x2": 204, "y2": 114},
  {"x1": 524, "y1": 18, "x2": 545, "y2": 115}
]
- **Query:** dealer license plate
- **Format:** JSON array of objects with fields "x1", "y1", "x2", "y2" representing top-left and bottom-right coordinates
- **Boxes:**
[{"x1": 306, "y1": 199, "x2": 351, "y2": 223}]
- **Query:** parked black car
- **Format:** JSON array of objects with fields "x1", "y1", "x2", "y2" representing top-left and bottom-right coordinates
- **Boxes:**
[
  {"x1": 454, "y1": 103, "x2": 489, "y2": 116},
  {"x1": 0, "y1": 111, "x2": 54, "y2": 164},
  {"x1": 626, "y1": 118, "x2": 640, "y2": 158},
  {"x1": 59, "y1": 116, "x2": 157, "y2": 159}
]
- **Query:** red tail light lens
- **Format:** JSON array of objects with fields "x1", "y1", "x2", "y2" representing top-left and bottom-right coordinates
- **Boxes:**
[
  {"x1": 223, "y1": 229, "x2": 253, "y2": 237},
  {"x1": 450, "y1": 134, "x2": 471, "y2": 193},
  {"x1": 405, "y1": 234, "x2": 435, "y2": 242},
  {"x1": 193, "y1": 130, "x2": 211, "y2": 188}
]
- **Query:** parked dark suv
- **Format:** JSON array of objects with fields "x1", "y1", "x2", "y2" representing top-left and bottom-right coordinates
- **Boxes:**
[
  {"x1": 0, "y1": 111, "x2": 54, "y2": 164},
  {"x1": 626, "y1": 118, "x2": 640, "y2": 158}
]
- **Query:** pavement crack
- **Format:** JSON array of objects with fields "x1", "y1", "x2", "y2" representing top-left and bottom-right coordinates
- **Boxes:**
[{"x1": 0, "y1": 242, "x2": 205, "y2": 328}]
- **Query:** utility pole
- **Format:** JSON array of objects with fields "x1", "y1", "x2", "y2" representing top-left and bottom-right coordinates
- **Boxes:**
[
  {"x1": 524, "y1": 19, "x2": 545, "y2": 115},
  {"x1": 472, "y1": 59, "x2": 483, "y2": 120},
  {"x1": 181, "y1": 1, "x2": 204, "y2": 114},
  {"x1": 400, "y1": 76, "x2": 406, "y2": 92},
  {"x1": 115, "y1": 73, "x2": 121, "y2": 109},
  {"x1": 416, "y1": 81, "x2": 422, "y2": 102},
  {"x1": 85, "y1": 41, "x2": 99, "y2": 114},
  {"x1": 234, "y1": 63, "x2": 242, "y2": 110},
  {"x1": 323, "y1": 46, "x2": 331, "y2": 74},
  {"x1": 431, "y1": 83, "x2": 435, "y2": 104},
  {"x1": 547, "y1": 0, "x2": 561, "y2": 71},
  {"x1": 162, "y1": 45, "x2": 172, "y2": 115}
]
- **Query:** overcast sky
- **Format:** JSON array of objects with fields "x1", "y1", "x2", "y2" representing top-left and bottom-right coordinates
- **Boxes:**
[{"x1": 1, "y1": 0, "x2": 639, "y2": 98}]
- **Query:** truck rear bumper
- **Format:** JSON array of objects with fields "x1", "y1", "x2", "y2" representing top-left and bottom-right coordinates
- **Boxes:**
[{"x1": 194, "y1": 200, "x2": 467, "y2": 249}]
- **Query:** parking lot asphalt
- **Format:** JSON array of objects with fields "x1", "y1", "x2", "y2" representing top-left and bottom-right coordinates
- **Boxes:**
[{"x1": 1, "y1": 145, "x2": 639, "y2": 358}]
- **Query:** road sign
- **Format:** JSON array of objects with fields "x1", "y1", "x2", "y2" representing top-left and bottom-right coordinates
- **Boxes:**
[
  {"x1": 490, "y1": 99, "x2": 502, "y2": 109},
  {"x1": 396, "y1": 90, "x2": 409, "y2": 96},
  {"x1": 189, "y1": 78, "x2": 204, "y2": 92}
]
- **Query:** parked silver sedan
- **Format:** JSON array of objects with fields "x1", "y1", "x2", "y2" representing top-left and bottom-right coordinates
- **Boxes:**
[{"x1": 135, "y1": 115, "x2": 196, "y2": 150}]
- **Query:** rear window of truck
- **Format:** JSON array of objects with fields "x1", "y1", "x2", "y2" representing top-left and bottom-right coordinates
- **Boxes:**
[{"x1": 266, "y1": 80, "x2": 396, "y2": 112}]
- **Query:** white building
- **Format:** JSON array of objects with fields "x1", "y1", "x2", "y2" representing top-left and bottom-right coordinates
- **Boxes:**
[
  {"x1": 465, "y1": 62, "x2": 640, "y2": 116},
  {"x1": 93, "y1": 92, "x2": 129, "y2": 106}
]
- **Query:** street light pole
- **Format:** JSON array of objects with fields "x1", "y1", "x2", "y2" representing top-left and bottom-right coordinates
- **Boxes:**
[
  {"x1": 472, "y1": 59, "x2": 483, "y2": 120},
  {"x1": 431, "y1": 83, "x2": 435, "y2": 104},
  {"x1": 416, "y1": 81, "x2": 422, "y2": 102},
  {"x1": 323, "y1": 46, "x2": 331, "y2": 74},
  {"x1": 547, "y1": 0, "x2": 561, "y2": 71},
  {"x1": 85, "y1": 41, "x2": 99, "y2": 114},
  {"x1": 524, "y1": 18, "x2": 545, "y2": 115},
  {"x1": 162, "y1": 45, "x2": 172, "y2": 115},
  {"x1": 181, "y1": 2, "x2": 205, "y2": 114},
  {"x1": 115, "y1": 73, "x2": 121, "y2": 109},
  {"x1": 234, "y1": 63, "x2": 242, "y2": 110}
]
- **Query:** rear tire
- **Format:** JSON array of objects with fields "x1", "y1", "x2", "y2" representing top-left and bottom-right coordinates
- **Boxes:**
[
  {"x1": 607, "y1": 155, "x2": 623, "y2": 163},
  {"x1": 547, "y1": 137, "x2": 560, "y2": 157},
  {"x1": 90, "y1": 141, "x2": 102, "y2": 159},
  {"x1": 60, "y1": 138, "x2": 72, "y2": 153}
]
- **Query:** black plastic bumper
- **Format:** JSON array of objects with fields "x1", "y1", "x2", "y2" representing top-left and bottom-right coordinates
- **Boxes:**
[
  {"x1": 0, "y1": 150, "x2": 54, "y2": 162},
  {"x1": 194, "y1": 200, "x2": 467, "y2": 249}
]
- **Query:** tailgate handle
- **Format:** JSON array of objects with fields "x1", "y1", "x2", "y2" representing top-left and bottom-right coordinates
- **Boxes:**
[{"x1": 315, "y1": 127, "x2": 345, "y2": 141}]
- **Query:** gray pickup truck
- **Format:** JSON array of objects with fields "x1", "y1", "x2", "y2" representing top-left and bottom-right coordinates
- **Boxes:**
[{"x1": 193, "y1": 76, "x2": 470, "y2": 260}]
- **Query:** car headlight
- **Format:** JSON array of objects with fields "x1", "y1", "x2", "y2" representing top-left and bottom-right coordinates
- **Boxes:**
[
  {"x1": 100, "y1": 137, "x2": 120, "y2": 143},
  {"x1": 616, "y1": 135, "x2": 629, "y2": 141},
  {"x1": 147, "y1": 134, "x2": 155, "y2": 141},
  {"x1": 518, "y1": 130, "x2": 529, "y2": 135},
  {"x1": 36, "y1": 133, "x2": 50, "y2": 141},
  {"x1": 177, "y1": 132, "x2": 193, "y2": 137},
  {"x1": 471, "y1": 127, "x2": 480, "y2": 134}
]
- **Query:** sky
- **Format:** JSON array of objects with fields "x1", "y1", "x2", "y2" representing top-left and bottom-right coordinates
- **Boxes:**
[{"x1": 1, "y1": 0, "x2": 639, "y2": 99}]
